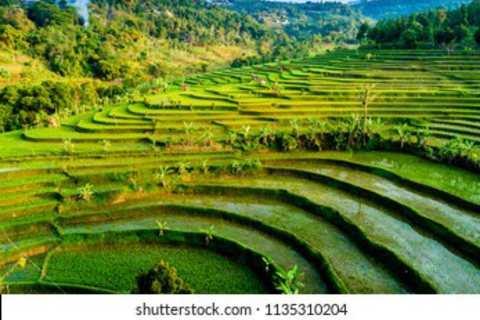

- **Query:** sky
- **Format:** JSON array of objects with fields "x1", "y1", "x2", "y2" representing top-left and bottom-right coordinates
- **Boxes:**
[{"x1": 265, "y1": 0, "x2": 356, "y2": 3}]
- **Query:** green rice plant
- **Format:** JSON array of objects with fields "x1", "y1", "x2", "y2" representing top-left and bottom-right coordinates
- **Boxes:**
[{"x1": 44, "y1": 243, "x2": 268, "y2": 294}]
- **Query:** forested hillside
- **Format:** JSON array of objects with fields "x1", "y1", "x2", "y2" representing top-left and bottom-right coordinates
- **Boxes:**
[
  {"x1": 216, "y1": 0, "x2": 363, "y2": 43},
  {"x1": 0, "y1": 0, "x2": 324, "y2": 131},
  {"x1": 358, "y1": 1, "x2": 480, "y2": 48},
  {"x1": 353, "y1": 0, "x2": 474, "y2": 19}
]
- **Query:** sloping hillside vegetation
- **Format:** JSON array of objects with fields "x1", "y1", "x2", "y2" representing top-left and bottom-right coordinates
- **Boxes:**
[
  {"x1": 358, "y1": 1, "x2": 480, "y2": 49},
  {"x1": 216, "y1": 0, "x2": 363, "y2": 43},
  {"x1": 0, "y1": 0, "x2": 331, "y2": 131}
]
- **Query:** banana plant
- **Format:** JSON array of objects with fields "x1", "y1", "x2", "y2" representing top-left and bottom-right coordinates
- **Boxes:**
[
  {"x1": 156, "y1": 221, "x2": 169, "y2": 237},
  {"x1": 200, "y1": 226, "x2": 216, "y2": 245},
  {"x1": 275, "y1": 265, "x2": 304, "y2": 295},
  {"x1": 241, "y1": 125, "x2": 251, "y2": 140},
  {"x1": 183, "y1": 121, "x2": 195, "y2": 146},
  {"x1": 396, "y1": 123, "x2": 411, "y2": 149},
  {"x1": 77, "y1": 183, "x2": 94, "y2": 202},
  {"x1": 201, "y1": 127, "x2": 214, "y2": 147},
  {"x1": 155, "y1": 166, "x2": 173, "y2": 188}
]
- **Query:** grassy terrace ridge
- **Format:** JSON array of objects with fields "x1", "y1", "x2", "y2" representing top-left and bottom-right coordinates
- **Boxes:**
[{"x1": 1, "y1": 49, "x2": 480, "y2": 294}]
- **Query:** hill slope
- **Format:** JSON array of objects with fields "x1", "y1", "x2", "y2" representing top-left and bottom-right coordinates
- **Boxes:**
[{"x1": 353, "y1": 0, "x2": 474, "y2": 19}]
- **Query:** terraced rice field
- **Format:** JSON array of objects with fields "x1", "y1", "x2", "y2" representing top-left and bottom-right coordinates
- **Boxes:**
[{"x1": 1, "y1": 50, "x2": 480, "y2": 294}]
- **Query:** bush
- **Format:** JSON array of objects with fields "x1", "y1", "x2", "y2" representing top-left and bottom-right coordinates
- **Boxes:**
[
  {"x1": 132, "y1": 261, "x2": 194, "y2": 294},
  {"x1": 475, "y1": 28, "x2": 480, "y2": 46}
]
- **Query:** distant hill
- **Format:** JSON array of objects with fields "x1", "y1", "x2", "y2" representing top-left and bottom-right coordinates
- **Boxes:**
[
  {"x1": 353, "y1": 0, "x2": 475, "y2": 19},
  {"x1": 215, "y1": 0, "x2": 363, "y2": 42}
]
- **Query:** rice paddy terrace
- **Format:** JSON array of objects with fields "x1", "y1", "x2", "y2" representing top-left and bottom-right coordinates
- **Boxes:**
[{"x1": 1, "y1": 49, "x2": 480, "y2": 294}]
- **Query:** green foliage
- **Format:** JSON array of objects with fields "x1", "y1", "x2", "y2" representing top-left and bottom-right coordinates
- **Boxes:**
[
  {"x1": 156, "y1": 221, "x2": 169, "y2": 237},
  {"x1": 365, "y1": 1, "x2": 480, "y2": 48},
  {"x1": 275, "y1": 265, "x2": 305, "y2": 295},
  {"x1": 133, "y1": 260, "x2": 193, "y2": 294},
  {"x1": 77, "y1": 183, "x2": 94, "y2": 202},
  {"x1": 230, "y1": 159, "x2": 263, "y2": 176},
  {"x1": 223, "y1": 0, "x2": 362, "y2": 42},
  {"x1": 199, "y1": 225, "x2": 216, "y2": 245},
  {"x1": 475, "y1": 28, "x2": 480, "y2": 46},
  {"x1": 63, "y1": 139, "x2": 75, "y2": 155},
  {"x1": 0, "y1": 81, "x2": 122, "y2": 130},
  {"x1": 44, "y1": 243, "x2": 268, "y2": 294}
]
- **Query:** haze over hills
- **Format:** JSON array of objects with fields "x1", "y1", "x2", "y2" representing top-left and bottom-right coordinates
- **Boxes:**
[{"x1": 352, "y1": 0, "x2": 475, "y2": 19}]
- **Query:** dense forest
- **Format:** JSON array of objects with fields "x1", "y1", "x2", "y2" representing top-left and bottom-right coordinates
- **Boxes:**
[
  {"x1": 358, "y1": 1, "x2": 480, "y2": 48},
  {"x1": 353, "y1": 0, "x2": 474, "y2": 19},
  {"x1": 217, "y1": 0, "x2": 363, "y2": 43}
]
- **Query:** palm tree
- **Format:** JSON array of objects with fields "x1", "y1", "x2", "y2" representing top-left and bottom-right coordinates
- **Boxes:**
[
  {"x1": 357, "y1": 84, "x2": 377, "y2": 146},
  {"x1": 156, "y1": 221, "x2": 169, "y2": 237},
  {"x1": 78, "y1": 183, "x2": 94, "y2": 202},
  {"x1": 200, "y1": 226, "x2": 216, "y2": 245}
]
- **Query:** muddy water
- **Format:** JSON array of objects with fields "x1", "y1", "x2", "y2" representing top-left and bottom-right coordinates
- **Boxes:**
[
  {"x1": 205, "y1": 175, "x2": 480, "y2": 294},
  {"x1": 260, "y1": 151, "x2": 480, "y2": 204},
  {"x1": 165, "y1": 195, "x2": 409, "y2": 294},
  {"x1": 64, "y1": 208, "x2": 327, "y2": 294},
  {"x1": 273, "y1": 160, "x2": 480, "y2": 246}
]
